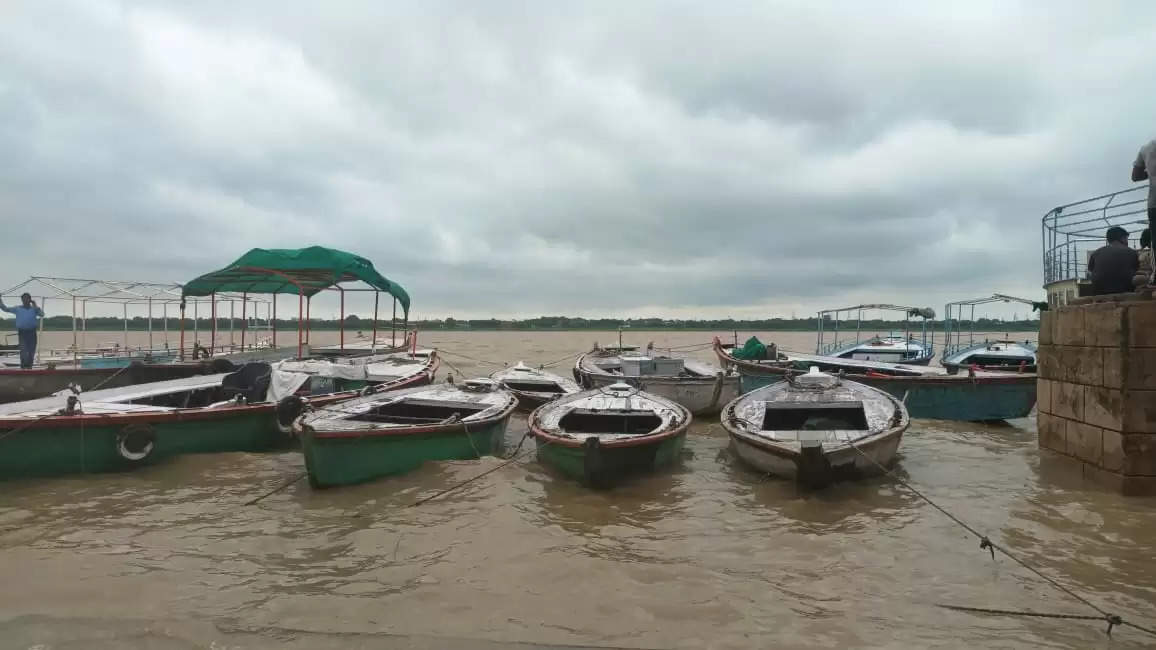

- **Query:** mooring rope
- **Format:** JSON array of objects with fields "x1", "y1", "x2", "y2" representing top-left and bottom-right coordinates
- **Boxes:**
[{"x1": 844, "y1": 441, "x2": 1156, "y2": 638}]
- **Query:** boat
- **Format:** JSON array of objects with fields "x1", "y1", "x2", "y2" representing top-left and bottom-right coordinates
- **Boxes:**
[
  {"x1": 816, "y1": 304, "x2": 936, "y2": 365},
  {"x1": 0, "y1": 362, "x2": 360, "y2": 480},
  {"x1": 573, "y1": 344, "x2": 739, "y2": 415},
  {"x1": 713, "y1": 338, "x2": 1037, "y2": 421},
  {"x1": 942, "y1": 294, "x2": 1039, "y2": 372},
  {"x1": 273, "y1": 349, "x2": 439, "y2": 395},
  {"x1": 311, "y1": 330, "x2": 416, "y2": 358},
  {"x1": 823, "y1": 334, "x2": 934, "y2": 365},
  {"x1": 490, "y1": 362, "x2": 581, "y2": 409},
  {"x1": 941, "y1": 340, "x2": 1037, "y2": 373},
  {"x1": 528, "y1": 382, "x2": 691, "y2": 487},
  {"x1": 721, "y1": 367, "x2": 908, "y2": 488},
  {"x1": 293, "y1": 378, "x2": 518, "y2": 488},
  {"x1": 0, "y1": 360, "x2": 236, "y2": 404}
]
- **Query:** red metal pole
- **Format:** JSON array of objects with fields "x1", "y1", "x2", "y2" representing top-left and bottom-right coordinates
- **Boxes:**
[
  {"x1": 297, "y1": 292, "x2": 303, "y2": 359},
  {"x1": 371, "y1": 292, "x2": 379, "y2": 349},
  {"x1": 240, "y1": 292, "x2": 247, "y2": 350},
  {"x1": 272, "y1": 297, "x2": 277, "y2": 349},
  {"x1": 210, "y1": 292, "x2": 217, "y2": 354},
  {"x1": 339, "y1": 288, "x2": 345, "y2": 350},
  {"x1": 179, "y1": 300, "x2": 186, "y2": 361},
  {"x1": 391, "y1": 298, "x2": 396, "y2": 348},
  {"x1": 306, "y1": 296, "x2": 312, "y2": 344}
]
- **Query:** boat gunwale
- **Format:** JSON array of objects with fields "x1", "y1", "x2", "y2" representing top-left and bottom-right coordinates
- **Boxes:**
[
  {"x1": 712, "y1": 338, "x2": 1036, "y2": 385},
  {"x1": 528, "y1": 394, "x2": 692, "y2": 449}
]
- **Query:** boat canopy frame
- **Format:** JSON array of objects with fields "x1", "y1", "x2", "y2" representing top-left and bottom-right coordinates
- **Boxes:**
[
  {"x1": 942, "y1": 294, "x2": 1037, "y2": 357},
  {"x1": 0, "y1": 276, "x2": 273, "y2": 365},
  {"x1": 180, "y1": 247, "x2": 410, "y2": 360},
  {"x1": 815, "y1": 303, "x2": 935, "y2": 358}
]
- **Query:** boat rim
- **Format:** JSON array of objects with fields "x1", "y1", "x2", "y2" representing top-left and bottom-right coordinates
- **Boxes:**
[
  {"x1": 298, "y1": 389, "x2": 518, "y2": 440},
  {"x1": 527, "y1": 391, "x2": 692, "y2": 449}
]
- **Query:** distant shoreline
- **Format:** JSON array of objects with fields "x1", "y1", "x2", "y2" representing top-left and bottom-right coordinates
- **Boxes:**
[{"x1": 11, "y1": 325, "x2": 1042, "y2": 333}]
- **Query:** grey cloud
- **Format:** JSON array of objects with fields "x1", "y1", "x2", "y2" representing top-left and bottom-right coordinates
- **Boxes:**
[{"x1": 0, "y1": 1, "x2": 1153, "y2": 319}]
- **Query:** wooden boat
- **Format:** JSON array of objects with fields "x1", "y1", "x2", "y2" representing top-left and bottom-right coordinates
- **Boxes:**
[
  {"x1": 941, "y1": 339, "x2": 1037, "y2": 373},
  {"x1": 311, "y1": 330, "x2": 416, "y2": 358},
  {"x1": 529, "y1": 383, "x2": 691, "y2": 487},
  {"x1": 294, "y1": 378, "x2": 518, "y2": 488},
  {"x1": 824, "y1": 334, "x2": 933, "y2": 365},
  {"x1": 722, "y1": 367, "x2": 908, "y2": 488},
  {"x1": 0, "y1": 360, "x2": 235, "y2": 404},
  {"x1": 713, "y1": 338, "x2": 1037, "y2": 421},
  {"x1": 274, "y1": 349, "x2": 439, "y2": 394},
  {"x1": 573, "y1": 346, "x2": 739, "y2": 415},
  {"x1": 0, "y1": 362, "x2": 355, "y2": 480},
  {"x1": 490, "y1": 362, "x2": 581, "y2": 409}
]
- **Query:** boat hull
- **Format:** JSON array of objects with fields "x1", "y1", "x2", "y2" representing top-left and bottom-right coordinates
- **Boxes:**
[
  {"x1": 301, "y1": 414, "x2": 513, "y2": 488},
  {"x1": 0, "y1": 406, "x2": 284, "y2": 480},
  {"x1": 576, "y1": 369, "x2": 739, "y2": 416},
  {"x1": 536, "y1": 432, "x2": 685, "y2": 487},
  {"x1": 728, "y1": 430, "x2": 902, "y2": 485}
]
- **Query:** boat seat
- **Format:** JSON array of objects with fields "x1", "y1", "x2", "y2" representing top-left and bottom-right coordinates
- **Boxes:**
[{"x1": 221, "y1": 362, "x2": 273, "y2": 404}]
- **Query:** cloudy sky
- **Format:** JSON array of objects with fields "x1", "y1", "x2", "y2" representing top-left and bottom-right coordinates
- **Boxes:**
[{"x1": 1, "y1": 1, "x2": 1153, "y2": 320}]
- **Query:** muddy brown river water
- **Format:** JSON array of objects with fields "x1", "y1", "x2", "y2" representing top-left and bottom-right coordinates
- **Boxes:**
[{"x1": 1, "y1": 330, "x2": 1153, "y2": 649}]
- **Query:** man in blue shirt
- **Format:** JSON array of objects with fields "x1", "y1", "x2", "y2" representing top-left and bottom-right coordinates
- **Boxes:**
[{"x1": 0, "y1": 293, "x2": 44, "y2": 368}]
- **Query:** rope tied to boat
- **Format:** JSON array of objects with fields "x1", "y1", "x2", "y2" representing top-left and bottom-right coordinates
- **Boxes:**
[
  {"x1": 435, "y1": 348, "x2": 507, "y2": 367},
  {"x1": 934, "y1": 604, "x2": 1146, "y2": 637},
  {"x1": 842, "y1": 440, "x2": 1156, "y2": 639},
  {"x1": 409, "y1": 435, "x2": 547, "y2": 508}
]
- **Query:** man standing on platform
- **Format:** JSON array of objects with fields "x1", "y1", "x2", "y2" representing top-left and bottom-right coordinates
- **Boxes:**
[{"x1": 0, "y1": 293, "x2": 44, "y2": 368}]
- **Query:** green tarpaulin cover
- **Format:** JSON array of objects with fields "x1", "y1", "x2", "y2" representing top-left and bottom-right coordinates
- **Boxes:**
[
  {"x1": 732, "y1": 336, "x2": 769, "y2": 360},
  {"x1": 181, "y1": 246, "x2": 410, "y2": 315}
]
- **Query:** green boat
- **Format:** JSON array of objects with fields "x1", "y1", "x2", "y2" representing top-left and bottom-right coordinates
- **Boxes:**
[
  {"x1": 529, "y1": 383, "x2": 692, "y2": 488},
  {"x1": 0, "y1": 363, "x2": 353, "y2": 480},
  {"x1": 294, "y1": 378, "x2": 518, "y2": 488}
]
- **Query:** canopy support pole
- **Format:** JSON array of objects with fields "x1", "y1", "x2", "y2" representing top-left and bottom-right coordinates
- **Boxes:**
[
  {"x1": 123, "y1": 303, "x2": 128, "y2": 352},
  {"x1": 210, "y1": 292, "x2": 217, "y2": 355},
  {"x1": 306, "y1": 296, "x2": 312, "y2": 345},
  {"x1": 37, "y1": 298, "x2": 44, "y2": 365},
  {"x1": 241, "y1": 293, "x2": 247, "y2": 351},
  {"x1": 161, "y1": 303, "x2": 165, "y2": 351},
  {"x1": 816, "y1": 311, "x2": 823, "y2": 353},
  {"x1": 193, "y1": 300, "x2": 198, "y2": 347},
  {"x1": 82, "y1": 300, "x2": 87, "y2": 353},
  {"x1": 148, "y1": 298, "x2": 153, "y2": 353},
  {"x1": 339, "y1": 287, "x2": 345, "y2": 350},
  {"x1": 179, "y1": 300, "x2": 186, "y2": 361},
  {"x1": 229, "y1": 300, "x2": 234, "y2": 350},
  {"x1": 391, "y1": 298, "x2": 397, "y2": 348},
  {"x1": 297, "y1": 293, "x2": 303, "y2": 359},
  {"x1": 371, "y1": 292, "x2": 379, "y2": 353},
  {"x1": 71, "y1": 296, "x2": 77, "y2": 365},
  {"x1": 272, "y1": 298, "x2": 277, "y2": 350}
]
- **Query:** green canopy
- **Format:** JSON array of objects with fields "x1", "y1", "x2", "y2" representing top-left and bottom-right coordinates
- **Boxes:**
[{"x1": 181, "y1": 247, "x2": 410, "y2": 315}]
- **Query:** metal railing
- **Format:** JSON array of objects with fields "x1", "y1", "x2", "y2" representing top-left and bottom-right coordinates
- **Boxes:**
[{"x1": 1042, "y1": 186, "x2": 1149, "y2": 286}]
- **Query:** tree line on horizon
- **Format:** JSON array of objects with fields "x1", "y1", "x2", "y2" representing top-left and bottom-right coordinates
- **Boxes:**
[{"x1": 0, "y1": 313, "x2": 1041, "y2": 332}]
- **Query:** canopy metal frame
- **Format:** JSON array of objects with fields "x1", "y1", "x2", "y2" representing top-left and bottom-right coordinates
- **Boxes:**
[
  {"x1": 0, "y1": 276, "x2": 272, "y2": 364},
  {"x1": 815, "y1": 303, "x2": 934, "y2": 358},
  {"x1": 942, "y1": 294, "x2": 1037, "y2": 356},
  {"x1": 179, "y1": 266, "x2": 407, "y2": 360}
]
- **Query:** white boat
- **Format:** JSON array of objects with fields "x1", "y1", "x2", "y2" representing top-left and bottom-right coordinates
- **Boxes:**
[
  {"x1": 490, "y1": 362, "x2": 581, "y2": 409},
  {"x1": 574, "y1": 345, "x2": 739, "y2": 415},
  {"x1": 941, "y1": 340, "x2": 1036, "y2": 372},
  {"x1": 721, "y1": 367, "x2": 909, "y2": 488},
  {"x1": 273, "y1": 349, "x2": 439, "y2": 394},
  {"x1": 824, "y1": 334, "x2": 933, "y2": 365}
]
